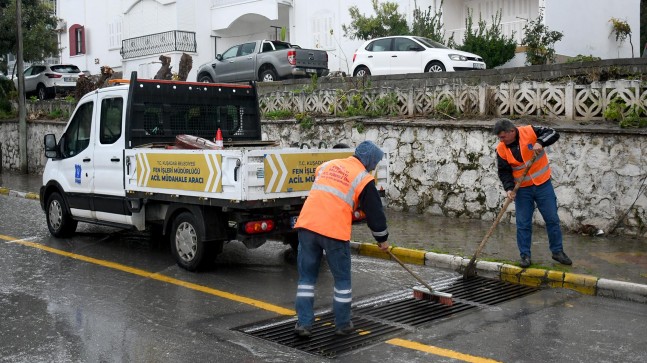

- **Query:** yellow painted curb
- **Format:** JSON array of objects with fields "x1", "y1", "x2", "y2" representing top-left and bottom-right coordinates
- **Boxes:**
[
  {"x1": 358, "y1": 243, "x2": 390, "y2": 260},
  {"x1": 546, "y1": 270, "x2": 565, "y2": 288},
  {"x1": 0, "y1": 187, "x2": 8, "y2": 196},
  {"x1": 25, "y1": 192, "x2": 40, "y2": 200},
  {"x1": 519, "y1": 268, "x2": 547, "y2": 287},
  {"x1": 563, "y1": 272, "x2": 598, "y2": 295},
  {"x1": 390, "y1": 247, "x2": 426, "y2": 265}
]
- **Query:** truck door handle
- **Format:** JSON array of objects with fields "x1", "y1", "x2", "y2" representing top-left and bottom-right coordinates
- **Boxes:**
[
  {"x1": 368, "y1": 55, "x2": 373, "y2": 58},
  {"x1": 247, "y1": 56, "x2": 252, "y2": 59},
  {"x1": 229, "y1": 60, "x2": 234, "y2": 63},
  {"x1": 111, "y1": 157, "x2": 120, "y2": 162},
  {"x1": 391, "y1": 55, "x2": 397, "y2": 57},
  {"x1": 83, "y1": 158, "x2": 91, "y2": 162}
]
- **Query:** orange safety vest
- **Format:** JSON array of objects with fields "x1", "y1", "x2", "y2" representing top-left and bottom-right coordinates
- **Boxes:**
[
  {"x1": 496, "y1": 125, "x2": 551, "y2": 187},
  {"x1": 295, "y1": 156, "x2": 375, "y2": 241}
]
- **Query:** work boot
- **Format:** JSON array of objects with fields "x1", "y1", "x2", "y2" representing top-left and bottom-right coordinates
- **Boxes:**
[
  {"x1": 334, "y1": 322, "x2": 355, "y2": 336},
  {"x1": 294, "y1": 323, "x2": 312, "y2": 338},
  {"x1": 552, "y1": 251, "x2": 572, "y2": 265},
  {"x1": 520, "y1": 255, "x2": 531, "y2": 268}
]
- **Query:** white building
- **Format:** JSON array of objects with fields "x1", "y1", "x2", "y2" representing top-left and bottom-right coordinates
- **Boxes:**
[{"x1": 41, "y1": 0, "x2": 641, "y2": 80}]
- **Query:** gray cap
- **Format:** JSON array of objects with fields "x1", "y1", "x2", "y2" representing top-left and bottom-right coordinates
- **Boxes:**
[{"x1": 354, "y1": 140, "x2": 384, "y2": 171}]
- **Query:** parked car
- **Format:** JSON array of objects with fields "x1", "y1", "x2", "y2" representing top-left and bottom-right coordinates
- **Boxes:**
[
  {"x1": 196, "y1": 40, "x2": 328, "y2": 83},
  {"x1": 12, "y1": 64, "x2": 84, "y2": 100},
  {"x1": 351, "y1": 36, "x2": 486, "y2": 77}
]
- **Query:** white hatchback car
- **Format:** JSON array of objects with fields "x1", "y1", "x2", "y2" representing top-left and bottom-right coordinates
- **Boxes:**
[
  {"x1": 13, "y1": 64, "x2": 84, "y2": 100},
  {"x1": 351, "y1": 36, "x2": 486, "y2": 77}
]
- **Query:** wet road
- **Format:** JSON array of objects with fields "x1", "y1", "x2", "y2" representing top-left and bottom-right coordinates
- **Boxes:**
[{"x1": 1, "y1": 194, "x2": 646, "y2": 362}]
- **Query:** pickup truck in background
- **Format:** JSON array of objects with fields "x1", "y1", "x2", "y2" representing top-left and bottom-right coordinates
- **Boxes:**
[
  {"x1": 196, "y1": 40, "x2": 329, "y2": 83},
  {"x1": 40, "y1": 72, "x2": 388, "y2": 271}
]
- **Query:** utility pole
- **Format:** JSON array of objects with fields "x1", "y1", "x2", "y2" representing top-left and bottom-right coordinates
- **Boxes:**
[{"x1": 16, "y1": 0, "x2": 27, "y2": 173}]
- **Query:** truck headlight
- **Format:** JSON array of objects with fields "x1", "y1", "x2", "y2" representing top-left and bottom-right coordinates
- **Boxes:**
[{"x1": 448, "y1": 54, "x2": 467, "y2": 61}]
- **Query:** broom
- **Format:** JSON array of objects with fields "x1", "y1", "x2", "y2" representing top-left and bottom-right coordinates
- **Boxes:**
[
  {"x1": 463, "y1": 153, "x2": 538, "y2": 279},
  {"x1": 387, "y1": 250, "x2": 453, "y2": 306}
]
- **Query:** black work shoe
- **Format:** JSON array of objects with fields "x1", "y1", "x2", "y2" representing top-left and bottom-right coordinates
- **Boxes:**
[
  {"x1": 294, "y1": 323, "x2": 312, "y2": 338},
  {"x1": 552, "y1": 251, "x2": 572, "y2": 265},
  {"x1": 334, "y1": 322, "x2": 355, "y2": 336},
  {"x1": 520, "y1": 255, "x2": 531, "y2": 268}
]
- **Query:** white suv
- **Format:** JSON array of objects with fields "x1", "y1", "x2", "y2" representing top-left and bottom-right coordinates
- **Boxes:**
[
  {"x1": 13, "y1": 64, "x2": 84, "y2": 100},
  {"x1": 351, "y1": 36, "x2": 486, "y2": 77}
]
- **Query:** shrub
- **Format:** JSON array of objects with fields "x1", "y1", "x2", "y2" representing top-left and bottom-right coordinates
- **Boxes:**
[
  {"x1": 522, "y1": 9, "x2": 564, "y2": 65},
  {"x1": 458, "y1": 9, "x2": 517, "y2": 69}
]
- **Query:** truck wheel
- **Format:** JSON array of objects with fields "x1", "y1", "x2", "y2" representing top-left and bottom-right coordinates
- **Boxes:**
[
  {"x1": 198, "y1": 74, "x2": 214, "y2": 83},
  {"x1": 260, "y1": 69, "x2": 278, "y2": 82},
  {"x1": 46, "y1": 192, "x2": 78, "y2": 237},
  {"x1": 170, "y1": 212, "x2": 212, "y2": 271}
]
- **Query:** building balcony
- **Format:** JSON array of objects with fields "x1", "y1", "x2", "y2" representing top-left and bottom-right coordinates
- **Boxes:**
[
  {"x1": 121, "y1": 30, "x2": 196, "y2": 59},
  {"x1": 210, "y1": 0, "x2": 292, "y2": 31}
]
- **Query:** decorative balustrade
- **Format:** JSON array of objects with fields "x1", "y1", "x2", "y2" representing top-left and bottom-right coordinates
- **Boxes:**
[
  {"x1": 259, "y1": 80, "x2": 647, "y2": 121},
  {"x1": 121, "y1": 30, "x2": 196, "y2": 59}
]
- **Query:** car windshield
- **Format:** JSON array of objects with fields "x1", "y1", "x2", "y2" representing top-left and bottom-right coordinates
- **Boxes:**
[
  {"x1": 413, "y1": 37, "x2": 449, "y2": 49},
  {"x1": 50, "y1": 65, "x2": 82, "y2": 73}
]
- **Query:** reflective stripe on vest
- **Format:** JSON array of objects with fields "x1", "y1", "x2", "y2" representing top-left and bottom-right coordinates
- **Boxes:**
[
  {"x1": 311, "y1": 164, "x2": 369, "y2": 210},
  {"x1": 496, "y1": 125, "x2": 551, "y2": 187},
  {"x1": 294, "y1": 157, "x2": 375, "y2": 241}
]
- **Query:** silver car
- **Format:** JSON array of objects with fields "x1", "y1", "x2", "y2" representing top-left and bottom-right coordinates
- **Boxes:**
[{"x1": 13, "y1": 64, "x2": 84, "y2": 100}]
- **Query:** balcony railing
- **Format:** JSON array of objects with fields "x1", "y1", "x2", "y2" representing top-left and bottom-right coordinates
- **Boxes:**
[
  {"x1": 121, "y1": 30, "x2": 197, "y2": 59},
  {"x1": 448, "y1": 19, "x2": 528, "y2": 45}
]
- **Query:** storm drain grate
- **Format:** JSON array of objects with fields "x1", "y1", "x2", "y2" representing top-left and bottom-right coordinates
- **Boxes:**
[{"x1": 235, "y1": 276, "x2": 538, "y2": 358}]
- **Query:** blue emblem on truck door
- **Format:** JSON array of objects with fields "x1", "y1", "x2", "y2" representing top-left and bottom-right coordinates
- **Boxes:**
[{"x1": 75, "y1": 164, "x2": 82, "y2": 184}]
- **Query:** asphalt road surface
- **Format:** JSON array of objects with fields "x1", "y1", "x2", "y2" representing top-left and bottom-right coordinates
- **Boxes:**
[{"x1": 1, "y1": 195, "x2": 646, "y2": 362}]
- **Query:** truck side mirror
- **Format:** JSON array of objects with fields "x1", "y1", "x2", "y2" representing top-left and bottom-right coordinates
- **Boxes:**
[
  {"x1": 216, "y1": 54, "x2": 223, "y2": 61},
  {"x1": 44, "y1": 134, "x2": 60, "y2": 159}
]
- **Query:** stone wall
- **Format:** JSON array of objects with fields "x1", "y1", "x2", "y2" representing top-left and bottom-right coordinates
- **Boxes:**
[{"x1": 2, "y1": 116, "x2": 646, "y2": 238}]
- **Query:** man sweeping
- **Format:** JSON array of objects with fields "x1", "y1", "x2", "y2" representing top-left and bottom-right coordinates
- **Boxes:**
[
  {"x1": 293, "y1": 140, "x2": 389, "y2": 338},
  {"x1": 493, "y1": 119, "x2": 572, "y2": 268}
]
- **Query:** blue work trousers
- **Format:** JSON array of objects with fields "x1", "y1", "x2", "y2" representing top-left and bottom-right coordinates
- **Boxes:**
[
  {"x1": 295, "y1": 229, "x2": 352, "y2": 329},
  {"x1": 515, "y1": 179, "x2": 564, "y2": 258}
]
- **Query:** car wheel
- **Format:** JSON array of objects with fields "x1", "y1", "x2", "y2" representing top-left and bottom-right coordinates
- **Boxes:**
[
  {"x1": 198, "y1": 74, "x2": 214, "y2": 83},
  {"x1": 426, "y1": 61, "x2": 446, "y2": 73},
  {"x1": 260, "y1": 69, "x2": 278, "y2": 82},
  {"x1": 46, "y1": 192, "x2": 78, "y2": 238},
  {"x1": 37, "y1": 84, "x2": 49, "y2": 100},
  {"x1": 170, "y1": 211, "x2": 215, "y2": 271},
  {"x1": 353, "y1": 66, "x2": 371, "y2": 77}
]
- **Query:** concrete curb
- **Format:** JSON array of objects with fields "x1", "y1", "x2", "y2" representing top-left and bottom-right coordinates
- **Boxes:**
[
  {"x1": 0, "y1": 187, "x2": 40, "y2": 201},
  {"x1": 350, "y1": 241, "x2": 647, "y2": 304}
]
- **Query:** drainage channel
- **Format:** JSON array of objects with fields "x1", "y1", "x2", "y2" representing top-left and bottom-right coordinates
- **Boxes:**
[{"x1": 234, "y1": 276, "x2": 538, "y2": 358}]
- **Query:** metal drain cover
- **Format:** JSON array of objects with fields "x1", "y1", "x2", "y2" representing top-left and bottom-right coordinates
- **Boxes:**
[{"x1": 235, "y1": 276, "x2": 538, "y2": 358}]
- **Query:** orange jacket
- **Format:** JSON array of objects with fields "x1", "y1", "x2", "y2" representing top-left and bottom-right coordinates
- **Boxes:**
[
  {"x1": 496, "y1": 125, "x2": 551, "y2": 187},
  {"x1": 295, "y1": 156, "x2": 375, "y2": 241}
]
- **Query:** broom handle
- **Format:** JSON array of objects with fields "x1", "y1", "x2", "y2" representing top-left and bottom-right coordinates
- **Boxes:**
[
  {"x1": 387, "y1": 249, "x2": 436, "y2": 293},
  {"x1": 469, "y1": 153, "x2": 538, "y2": 261}
]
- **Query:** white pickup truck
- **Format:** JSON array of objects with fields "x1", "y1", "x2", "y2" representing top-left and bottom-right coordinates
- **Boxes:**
[{"x1": 40, "y1": 72, "x2": 388, "y2": 271}]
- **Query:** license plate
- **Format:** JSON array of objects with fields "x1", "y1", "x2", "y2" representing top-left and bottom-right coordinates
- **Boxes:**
[
  {"x1": 64, "y1": 77, "x2": 75, "y2": 82},
  {"x1": 290, "y1": 216, "x2": 298, "y2": 228},
  {"x1": 473, "y1": 64, "x2": 485, "y2": 69},
  {"x1": 306, "y1": 68, "x2": 316, "y2": 73}
]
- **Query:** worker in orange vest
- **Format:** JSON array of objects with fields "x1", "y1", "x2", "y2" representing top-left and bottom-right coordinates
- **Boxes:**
[
  {"x1": 294, "y1": 140, "x2": 389, "y2": 338},
  {"x1": 494, "y1": 119, "x2": 572, "y2": 268}
]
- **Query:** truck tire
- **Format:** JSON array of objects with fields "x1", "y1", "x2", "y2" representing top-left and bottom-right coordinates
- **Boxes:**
[
  {"x1": 46, "y1": 192, "x2": 78, "y2": 237},
  {"x1": 260, "y1": 69, "x2": 278, "y2": 82},
  {"x1": 198, "y1": 74, "x2": 214, "y2": 83},
  {"x1": 170, "y1": 211, "x2": 213, "y2": 271}
]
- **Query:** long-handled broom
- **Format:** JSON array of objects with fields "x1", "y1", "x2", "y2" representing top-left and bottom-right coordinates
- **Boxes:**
[
  {"x1": 463, "y1": 153, "x2": 538, "y2": 279},
  {"x1": 387, "y1": 249, "x2": 453, "y2": 306}
]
